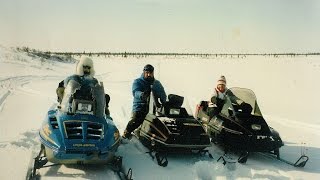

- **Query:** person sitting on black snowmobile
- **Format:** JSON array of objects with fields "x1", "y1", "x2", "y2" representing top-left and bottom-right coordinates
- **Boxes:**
[
  {"x1": 207, "y1": 75, "x2": 244, "y2": 118},
  {"x1": 206, "y1": 75, "x2": 228, "y2": 118},
  {"x1": 122, "y1": 64, "x2": 167, "y2": 139},
  {"x1": 56, "y1": 56, "x2": 111, "y2": 116}
]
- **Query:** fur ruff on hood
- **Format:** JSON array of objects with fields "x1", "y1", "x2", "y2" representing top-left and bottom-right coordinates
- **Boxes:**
[{"x1": 76, "y1": 56, "x2": 95, "y2": 77}]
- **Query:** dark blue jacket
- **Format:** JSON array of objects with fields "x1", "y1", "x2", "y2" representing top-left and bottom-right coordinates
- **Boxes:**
[{"x1": 132, "y1": 75, "x2": 166, "y2": 112}]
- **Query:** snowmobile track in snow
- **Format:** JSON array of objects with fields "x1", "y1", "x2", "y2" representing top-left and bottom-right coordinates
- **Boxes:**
[{"x1": 0, "y1": 75, "x2": 63, "y2": 96}]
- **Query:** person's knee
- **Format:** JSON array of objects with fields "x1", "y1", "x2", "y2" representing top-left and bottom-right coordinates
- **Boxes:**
[
  {"x1": 105, "y1": 108, "x2": 110, "y2": 116},
  {"x1": 56, "y1": 87, "x2": 65, "y2": 102},
  {"x1": 105, "y1": 94, "x2": 110, "y2": 107},
  {"x1": 128, "y1": 112, "x2": 146, "y2": 129}
]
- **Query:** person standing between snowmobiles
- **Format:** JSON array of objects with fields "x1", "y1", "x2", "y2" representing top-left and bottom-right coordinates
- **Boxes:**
[
  {"x1": 122, "y1": 64, "x2": 167, "y2": 139},
  {"x1": 55, "y1": 56, "x2": 110, "y2": 115},
  {"x1": 207, "y1": 75, "x2": 228, "y2": 117}
]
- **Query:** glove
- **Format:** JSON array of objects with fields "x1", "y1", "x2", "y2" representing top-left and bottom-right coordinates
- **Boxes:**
[
  {"x1": 141, "y1": 91, "x2": 150, "y2": 101},
  {"x1": 56, "y1": 87, "x2": 65, "y2": 103},
  {"x1": 210, "y1": 96, "x2": 217, "y2": 104}
]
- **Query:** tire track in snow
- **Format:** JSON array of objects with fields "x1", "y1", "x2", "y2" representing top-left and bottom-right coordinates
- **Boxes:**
[
  {"x1": 0, "y1": 75, "x2": 63, "y2": 110},
  {"x1": 9, "y1": 130, "x2": 40, "y2": 149},
  {"x1": 95, "y1": 72, "x2": 111, "y2": 79},
  {"x1": 0, "y1": 90, "x2": 11, "y2": 112},
  {"x1": 0, "y1": 130, "x2": 39, "y2": 149},
  {"x1": 265, "y1": 114, "x2": 320, "y2": 136}
]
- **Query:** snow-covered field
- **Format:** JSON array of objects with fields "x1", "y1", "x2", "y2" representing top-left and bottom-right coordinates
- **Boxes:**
[{"x1": 0, "y1": 46, "x2": 320, "y2": 179}]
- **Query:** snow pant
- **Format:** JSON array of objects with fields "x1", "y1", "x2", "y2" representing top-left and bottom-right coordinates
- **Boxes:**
[
  {"x1": 124, "y1": 111, "x2": 148, "y2": 135},
  {"x1": 105, "y1": 94, "x2": 110, "y2": 116}
]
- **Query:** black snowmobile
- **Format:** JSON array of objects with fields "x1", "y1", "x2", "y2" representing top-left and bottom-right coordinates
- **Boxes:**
[
  {"x1": 134, "y1": 93, "x2": 211, "y2": 167},
  {"x1": 195, "y1": 87, "x2": 308, "y2": 167},
  {"x1": 26, "y1": 78, "x2": 132, "y2": 180}
]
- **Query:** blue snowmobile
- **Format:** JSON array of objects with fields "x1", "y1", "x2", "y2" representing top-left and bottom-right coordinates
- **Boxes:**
[{"x1": 26, "y1": 78, "x2": 132, "y2": 180}]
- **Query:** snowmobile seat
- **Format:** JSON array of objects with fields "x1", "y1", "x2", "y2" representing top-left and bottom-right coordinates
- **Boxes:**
[
  {"x1": 167, "y1": 94, "x2": 184, "y2": 107},
  {"x1": 161, "y1": 94, "x2": 189, "y2": 117}
]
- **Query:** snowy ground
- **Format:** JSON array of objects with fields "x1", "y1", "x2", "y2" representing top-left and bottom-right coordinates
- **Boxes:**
[{"x1": 0, "y1": 46, "x2": 320, "y2": 179}]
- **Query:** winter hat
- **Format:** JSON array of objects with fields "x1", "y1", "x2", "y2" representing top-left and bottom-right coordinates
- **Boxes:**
[
  {"x1": 76, "y1": 56, "x2": 95, "y2": 76},
  {"x1": 143, "y1": 64, "x2": 154, "y2": 72},
  {"x1": 217, "y1": 75, "x2": 226, "y2": 86}
]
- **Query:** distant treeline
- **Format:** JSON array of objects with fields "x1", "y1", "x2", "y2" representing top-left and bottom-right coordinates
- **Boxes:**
[
  {"x1": 16, "y1": 46, "x2": 75, "y2": 63},
  {"x1": 16, "y1": 46, "x2": 320, "y2": 59},
  {"x1": 51, "y1": 52, "x2": 320, "y2": 58}
]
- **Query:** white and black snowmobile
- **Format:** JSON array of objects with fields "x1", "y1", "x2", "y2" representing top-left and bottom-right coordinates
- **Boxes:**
[
  {"x1": 195, "y1": 87, "x2": 308, "y2": 167},
  {"x1": 134, "y1": 93, "x2": 211, "y2": 167}
]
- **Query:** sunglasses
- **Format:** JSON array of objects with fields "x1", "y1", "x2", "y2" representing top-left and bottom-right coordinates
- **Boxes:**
[{"x1": 83, "y1": 66, "x2": 91, "y2": 69}]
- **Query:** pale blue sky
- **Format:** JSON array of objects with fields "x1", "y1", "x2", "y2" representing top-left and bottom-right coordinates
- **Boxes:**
[{"x1": 0, "y1": 0, "x2": 319, "y2": 53}]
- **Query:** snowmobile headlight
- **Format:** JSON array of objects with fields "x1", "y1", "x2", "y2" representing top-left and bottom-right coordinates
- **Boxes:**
[
  {"x1": 251, "y1": 124, "x2": 261, "y2": 131},
  {"x1": 169, "y1": 108, "x2": 180, "y2": 115},
  {"x1": 78, "y1": 103, "x2": 92, "y2": 111},
  {"x1": 76, "y1": 103, "x2": 93, "y2": 114}
]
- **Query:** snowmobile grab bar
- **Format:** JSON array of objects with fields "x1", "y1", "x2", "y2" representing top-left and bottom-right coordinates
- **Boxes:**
[
  {"x1": 260, "y1": 152, "x2": 309, "y2": 168},
  {"x1": 293, "y1": 155, "x2": 309, "y2": 167}
]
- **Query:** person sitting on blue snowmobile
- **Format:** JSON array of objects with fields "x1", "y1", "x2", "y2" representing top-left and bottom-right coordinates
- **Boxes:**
[
  {"x1": 122, "y1": 64, "x2": 167, "y2": 139},
  {"x1": 56, "y1": 56, "x2": 110, "y2": 115}
]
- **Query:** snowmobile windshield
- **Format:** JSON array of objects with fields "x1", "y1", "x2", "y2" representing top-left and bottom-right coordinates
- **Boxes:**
[
  {"x1": 60, "y1": 79, "x2": 106, "y2": 118},
  {"x1": 226, "y1": 87, "x2": 263, "y2": 116}
]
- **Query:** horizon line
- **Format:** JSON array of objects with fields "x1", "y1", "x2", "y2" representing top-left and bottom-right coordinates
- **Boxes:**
[
  {"x1": 50, "y1": 52, "x2": 320, "y2": 56},
  {"x1": 14, "y1": 47, "x2": 320, "y2": 56}
]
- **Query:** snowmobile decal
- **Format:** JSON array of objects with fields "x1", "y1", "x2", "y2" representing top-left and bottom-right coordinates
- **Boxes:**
[{"x1": 72, "y1": 144, "x2": 96, "y2": 147}]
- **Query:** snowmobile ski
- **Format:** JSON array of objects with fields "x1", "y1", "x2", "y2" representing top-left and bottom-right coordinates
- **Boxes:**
[
  {"x1": 259, "y1": 152, "x2": 309, "y2": 168},
  {"x1": 147, "y1": 150, "x2": 168, "y2": 167},
  {"x1": 26, "y1": 144, "x2": 48, "y2": 180},
  {"x1": 26, "y1": 144, "x2": 133, "y2": 180},
  {"x1": 108, "y1": 156, "x2": 133, "y2": 180},
  {"x1": 217, "y1": 155, "x2": 237, "y2": 171},
  {"x1": 132, "y1": 131, "x2": 213, "y2": 167}
]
